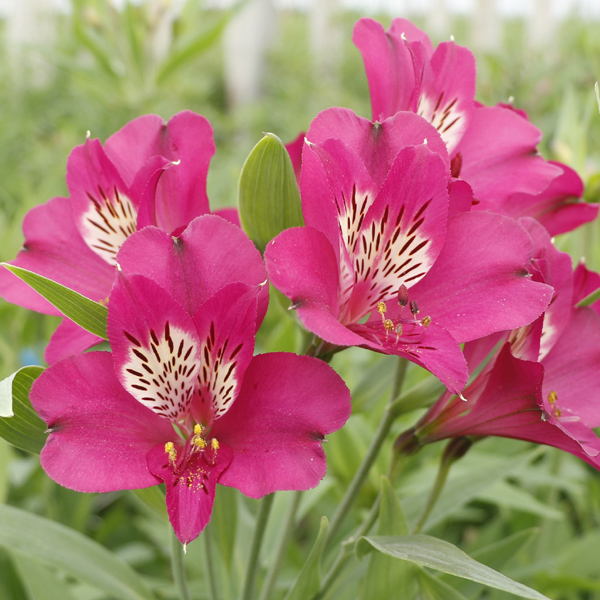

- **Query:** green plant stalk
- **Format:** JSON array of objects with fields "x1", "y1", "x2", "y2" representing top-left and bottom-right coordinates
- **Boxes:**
[
  {"x1": 204, "y1": 524, "x2": 221, "y2": 600},
  {"x1": 327, "y1": 359, "x2": 408, "y2": 545},
  {"x1": 258, "y1": 490, "x2": 303, "y2": 600},
  {"x1": 171, "y1": 530, "x2": 192, "y2": 600},
  {"x1": 240, "y1": 493, "x2": 276, "y2": 600},
  {"x1": 411, "y1": 437, "x2": 472, "y2": 534}
]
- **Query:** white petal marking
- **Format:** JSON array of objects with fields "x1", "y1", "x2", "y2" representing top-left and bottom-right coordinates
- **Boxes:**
[
  {"x1": 417, "y1": 92, "x2": 464, "y2": 152},
  {"x1": 121, "y1": 322, "x2": 199, "y2": 422},
  {"x1": 80, "y1": 186, "x2": 138, "y2": 265},
  {"x1": 196, "y1": 321, "x2": 242, "y2": 420}
]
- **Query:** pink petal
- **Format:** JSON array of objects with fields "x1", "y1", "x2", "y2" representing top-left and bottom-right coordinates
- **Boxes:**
[
  {"x1": 212, "y1": 353, "x2": 351, "y2": 498},
  {"x1": 343, "y1": 143, "x2": 449, "y2": 322},
  {"x1": 410, "y1": 212, "x2": 553, "y2": 342},
  {"x1": 306, "y1": 108, "x2": 448, "y2": 189},
  {"x1": 352, "y1": 319, "x2": 468, "y2": 394},
  {"x1": 213, "y1": 207, "x2": 241, "y2": 228},
  {"x1": 45, "y1": 319, "x2": 105, "y2": 364},
  {"x1": 459, "y1": 105, "x2": 562, "y2": 204},
  {"x1": 104, "y1": 111, "x2": 214, "y2": 234},
  {"x1": 541, "y1": 307, "x2": 600, "y2": 428},
  {"x1": 190, "y1": 283, "x2": 258, "y2": 424},
  {"x1": 418, "y1": 41, "x2": 476, "y2": 154},
  {"x1": 0, "y1": 196, "x2": 114, "y2": 314},
  {"x1": 285, "y1": 131, "x2": 305, "y2": 182},
  {"x1": 30, "y1": 352, "x2": 173, "y2": 492},
  {"x1": 353, "y1": 17, "x2": 419, "y2": 120},
  {"x1": 147, "y1": 441, "x2": 233, "y2": 545},
  {"x1": 504, "y1": 161, "x2": 598, "y2": 236},
  {"x1": 265, "y1": 227, "x2": 365, "y2": 347},
  {"x1": 108, "y1": 272, "x2": 202, "y2": 422},
  {"x1": 116, "y1": 215, "x2": 268, "y2": 324},
  {"x1": 68, "y1": 138, "x2": 137, "y2": 266}
]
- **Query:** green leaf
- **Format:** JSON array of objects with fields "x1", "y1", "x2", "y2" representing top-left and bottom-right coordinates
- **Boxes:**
[
  {"x1": 11, "y1": 552, "x2": 77, "y2": 600},
  {"x1": 477, "y1": 481, "x2": 562, "y2": 519},
  {"x1": 2, "y1": 264, "x2": 108, "y2": 340},
  {"x1": 0, "y1": 504, "x2": 155, "y2": 600},
  {"x1": 471, "y1": 528, "x2": 540, "y2": 572},
  {"x1": 0, "y1": 438, "x2": 11, "y2": 504},
  {"x1": 357, "y1": 534, "x2": 550, "y2": 600},
  {"x1": 238, "y1": 133, "x2": 304, "y2": 251},
  {"x1": 576, "y1": 285, "x2": 600, "y2": 307},
  {"x1": 359, "y1": 477, "x2": 414, "y2": 600},
  {"x1": 417, "y1": 568, "x2": 469, "y2": 600},
  {"x1": 284, "y1": 516, "x2": 328, "y2": 600},
  {"x1": 211, "y1": 485, "x2": 238, "y2": 567},
  {"x1": 0, "y1": 366, "x2": 46, "y2": 454}
]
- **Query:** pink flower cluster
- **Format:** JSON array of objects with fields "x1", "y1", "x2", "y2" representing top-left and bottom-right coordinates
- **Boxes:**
[{"x1": 1, "y1": 17, "x2": 600, "y2": 544}]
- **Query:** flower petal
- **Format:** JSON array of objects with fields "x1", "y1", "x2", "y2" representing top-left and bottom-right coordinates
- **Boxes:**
[
  {"x1": 45, "y1": 318, "x2": 105, "y2": 364},
  {"x1": 30, "y1": 351, "x2": 173, "y2": 492},
  {"x1": 212, "y1": 353, "x2": 351, "y2": 498},
  {"x1": 147, "y1": 441, "x2": 233, "y2": 545},
  {"x1": 116, "y1": 215, "x2": 268, "y2": 324},
  {"x1": 190, "y1": 283, "x2": 258, "y2": 424},
  {"x1": 459, "y1": 104, "x2": 561, "y2": 204},
  {"x1": 410, "y1": 212, "x2": 553, "y2": 342},
  {"x1": 108, "y1": 272, "x2": 201, "y2": 422}
]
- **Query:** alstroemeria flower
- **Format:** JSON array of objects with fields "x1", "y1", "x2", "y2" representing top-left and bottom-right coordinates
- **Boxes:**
[
  {"x1": 31, "y1": 271, "x2": 351, "y2": 546},
  {"x1": 265, "y1": 108, "x2": 553, "y2": 394},
  {"x1": 0, "y1": 111, "x2": 237, "y2": 363},
  {"x1": 352, "y1": 17, "x2": 598, "y2": 231},
  {"x1": 399, "y1": 227, "x2": 600, "y2": 469}
]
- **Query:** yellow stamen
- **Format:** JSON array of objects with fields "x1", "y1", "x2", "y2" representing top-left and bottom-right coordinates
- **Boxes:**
[
  {"x1": 377, "y1": 301, "x2": 387, "y2": 316},
  {"x1": 211, "y1": 438, "x2": 220, "y2": 451},
  {"x1": 554, "y1": 408, "x2": 562, "y2": 418},
  {"x1": 164, "y1": 441, "x2": 177, "y2": 464},
  {"x1": 193, "y1": 437, "x2": 207, "y2": 449},
  {"x1": 548, "y1": 390, "x2": 558, "y2": 404},
  {"x1": 422, "y1": 315, "x2": 432, "y2": 327},
  {"x1": 383, "y1": 319, "x2": 395, "y2": 332},
  {"x1": 193, "y1": 423, "x2": 203, "y2": 436}
]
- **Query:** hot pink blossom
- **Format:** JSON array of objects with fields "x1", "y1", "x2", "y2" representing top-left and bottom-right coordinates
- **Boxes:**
[
  {"x1": 30, "y1": 225, "x2": 351, "y2": 546},
  {"x1": 399, "y1": 224, "x2": 600, "y2": 468},
  {"x1": 352, "y1": 17, "x2": 597, "y2": 231},
  {"x1": 265, "y1": 109, "x2": 553, "y2": 394},
  {"x1": 0, "y1": 111, "x2": 239, "y2": 363}
]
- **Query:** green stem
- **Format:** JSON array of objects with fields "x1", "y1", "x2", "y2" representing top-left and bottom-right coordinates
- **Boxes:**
[
  {"x1": 258, "y1": 491, "x2": 303, "y2": 600},
  {"x1": 171, "y1": 530, "x2": 192, "y2": 600},
  {"x1": 327, "y1": 358, "x2": 408, "y2": 545},
  {"x1": 411, "y1": 437, "x2": 472, "y2": 534},
  {"x1": 240, "y1": 493, "x2": 276, "y2": 600},
  {"x1": 204, "y1": 524, "x2": 221, "y2": 600}
]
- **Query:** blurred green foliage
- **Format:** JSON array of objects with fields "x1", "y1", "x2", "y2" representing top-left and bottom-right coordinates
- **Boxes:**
[{"x1": 1, "y1": 3, "x2": 600, "y2": 599}]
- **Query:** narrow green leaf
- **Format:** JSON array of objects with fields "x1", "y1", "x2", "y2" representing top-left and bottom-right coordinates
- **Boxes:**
[
  {"x1": 357, "y1": 534, "x2": 550, "y2": 600},
  {"x1": 595, "y1": 81, "x2": 600, "y2": 113},
  {"x1": 0, "y1": 504, "x2": 155, "y2": 600},
  {"x1": 0, "y1": 439, "x2": 11, "y2": 503},
  {"x1": 417, "y1": 568, "x2": 469, "y2": 600},
  {"x1": 283, "y1": 516, "x2": 328, "y2": 600},
  {"x1": 238, "y1": 133, "x2": 304, "y2": 251},
  {"x1": 11, "y1": 552, "x2": 76, "y2": 600},
  {"x1": 0, "y1": 366, "x2": 46, "y2": 454},
  {"x1": 2, "y1": 264, "x2": 108, "y2": 339},
  {"x1": 471, "y1": 528, "x2": 540, "y2": 572},
  {"x1": 359, "y1": 477, "x2": 413, "y2": 600},
  {"x1": 478, "y1": 481, "x2": 562, "y2": 519},
  {"x1": 211, "y1": 484, "x2": 238, "y2": 567}
]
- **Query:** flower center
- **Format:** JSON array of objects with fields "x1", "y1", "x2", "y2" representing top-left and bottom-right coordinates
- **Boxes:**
[
  {"x1": 164, "y1": 423, "x2": 221, "y2": 480},
  {"x1": 376, "y1": 284, "x2": 431, "y2": 345}
]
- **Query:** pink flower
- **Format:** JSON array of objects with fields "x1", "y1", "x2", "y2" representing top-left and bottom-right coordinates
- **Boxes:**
[
  {"x1": 352, "y1": 18, "x2": 597, "y2": 231},
  {"x1": 401, "y1": 224, "x2": 600, "y2": 468},
  {"x1": 265, "y1": 109, "x2": 553, "y2": 394},
  {"x1": 30, "y1": 224, "x2": 351, "y2": 546},
  {"x1": 0, "y1": 111, "x2": 238, "y2": 363}
]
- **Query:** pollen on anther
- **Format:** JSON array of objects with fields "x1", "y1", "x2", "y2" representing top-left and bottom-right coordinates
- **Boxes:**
[
  {"x1": 211, "y1": 438, "x2": 220, "y2": 451},
  {"x1": 377, "y1": 301, "x2": 387, "y2": 315},
  {"x1": 548, "y1": 390, "x2": 558, "y2": 404},
  {"x1": 422, "y1": 315, "x2": 432, "y2": 327},
  {"x1": 165, "y1": 441, "x2": 177, "y2": 464}
]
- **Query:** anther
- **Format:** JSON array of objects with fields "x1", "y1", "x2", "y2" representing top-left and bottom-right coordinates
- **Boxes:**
[
  {"x1": 548, "y1": 390, "x2": 558, "y2": 404},
  {"x1": 211, "y1": 439, "x2": 220, "y2": 451},
  {"x1": 397, "y1": 284, "x2": 409, "y2": 307},
  {"x1": 377, "y1": 301, "x2": 387, "y2": 316},
  {"x1": 422, "y1": 316, "x2": 432, "y2": 327},
  {"x1": 410, "y1": 299, "x2": 419, "y2": 316},
  {"x1": 165, "y1": 441, "x2": 177, "y2": 465},
  {"x1": 383, "y1": 319, "x2": 395, "y2": 332}
]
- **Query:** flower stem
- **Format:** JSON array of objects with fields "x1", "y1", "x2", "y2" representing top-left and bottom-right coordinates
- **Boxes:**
[
  {"x1": 171, "y1": 530, "x2": 192, "y2": 600},
  {"x1": 411, "y1": 437, "x2": 472, "y2": 534},
  {"x1": 204, "y1": 524, "x2": 221, "y2": 600},
  {"x1": 327, "y1": 358, "x2": 408, "y2": 545},
  {"x1": 240, "y1": 493, "x2": 276, "y2": 600},
  {"x1": 258, "y1": 491, "x2": 303, "y2": 600}
]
